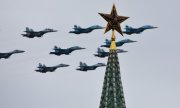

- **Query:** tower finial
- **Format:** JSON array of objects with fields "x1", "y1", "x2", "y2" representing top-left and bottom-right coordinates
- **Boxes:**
[
  {"x1": 110, "y1": 30, "x2": 116, "y2": 49},
  {"x1": 99, "y1": 4, "x2": 129, "y2": 36}
]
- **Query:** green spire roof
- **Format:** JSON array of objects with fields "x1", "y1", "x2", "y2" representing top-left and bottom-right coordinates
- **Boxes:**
[{"x1": 99, "y1": 49, "x2": 126, "y2": 108}]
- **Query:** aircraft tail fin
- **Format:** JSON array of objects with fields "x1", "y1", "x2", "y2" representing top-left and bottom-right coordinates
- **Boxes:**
[
  {"x1": 38, "y1": 63, "x2": 43, "y2": 68},
  {"x1": 74, "y1": 25, "x2": 77, "y2": 28},
  {"x1": 125, "y1": 25, "x2": 130, "y2": 28},
  {"x1": 80, "y1": 61, "x2": 87, "y2": 67},
  {"x1": 54, "y1": 45, "x2": 58, "y2": 49},
  {"x1": 30, "y1": 29, "x2": 33, "y2": 32},
  {"x1": 80, "y1": 61, "x2": 83, "y2": 66},
  {"x1": 25, "y1": 27, "x2": 34, "y2": 32},
  {"x1": 125, "y1": 25, "x2": 133, "y2": 29},
  {"x1": 97, "y1": 48, "x2": 101, "y2": 53},
  {"x1": 26, "y1": 27, "x2": 30, "y2": 32},
  {"x1": 83, "y1": 63, "x2": 87, "y2": 66},
  {"x1": 105, "y1": 39, "x2": 111, "y2": 45},
  {"x1": 38, "y1": 63, "x2": 46, "y2": 68},
  {"x1": 53, "y1": 45, "x2": 59, "y2": 50},
  {"x1": 97, "y1": 48, "x2": 104, "y2": 53},
  {"x1": 73, "y1": 25, "x2": 81, "y2": 29}
]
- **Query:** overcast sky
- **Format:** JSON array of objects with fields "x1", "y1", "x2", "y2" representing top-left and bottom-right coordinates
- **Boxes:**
[{"x1": 0, "y1": 0, "x2": 180, "y2": 108}]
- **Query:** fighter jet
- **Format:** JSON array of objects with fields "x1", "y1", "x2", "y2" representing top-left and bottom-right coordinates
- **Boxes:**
[
  {"x1": 0, "y1": 50, "x2": 25, "y2": 59},
  {"x1": 22, "y1": 27, "x2": 57, "y2": 38},
  {"x1": 123, "y1": 25, "x2": 158, "y2": 35},
  {"x1": 50, "y1": 46, "x2": 85, "y2": 56},
  {"x1": 35, "y1": 63, "x2": 69, "y2": 73},
  {"x1": 101, "y1": 39, "x2": 137, "y2": 48},
  {"x1": 69, "y1": 25, "x2": 104, "y2": 34},
  {"x1": 94, "y1": 48, "x2": 127, "y2": 58},
  {"x1": 76, "y1": 62, "x2": 106, "y2": 71}
]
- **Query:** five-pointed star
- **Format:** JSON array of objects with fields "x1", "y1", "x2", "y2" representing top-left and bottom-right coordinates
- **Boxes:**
[{"x1": 99, "y1": 4, "x2": 129, "y2": 36}]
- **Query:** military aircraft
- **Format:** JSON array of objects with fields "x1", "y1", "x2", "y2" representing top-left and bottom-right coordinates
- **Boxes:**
[
  {"x1": 101, "y1": 39, "x2": 137, "y2": 48},
  {"x1": 69, "y1": 25, "x2": 104, "y2": 34},
  {"x1": 35, "y1": 63, "x2": 69, "y2": 73},
  {"x1": 0, "y1": 50, "x2": 25, "y2": 59},
  {"x1": 123, "y1": 25, "x2": 158, "y2": 35},
  {"x1": 76, "y1": 62, "x2": 106, "y2": 71},
  {"x1": 22, "y1": 27, "x2": 57, "y2": 38},
  {"x1": 94, "y1": 48, "x2": 127, "y2": 58},
  {"x1": 50, "y1": 46, "x2": 85, "y2": 56}
]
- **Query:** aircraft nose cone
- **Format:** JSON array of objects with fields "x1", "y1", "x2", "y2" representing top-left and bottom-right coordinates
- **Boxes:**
[
  {"x1": 153, "y1": 26, "x2": 158, "y2": 28},
  {"x1": 131, "y1": 40, "x2": 137, "y2": 42},
  {"x1": 53, "y1": 30, "x2": 58, "y2": 32},
  {"x1": 79, "y1": 47, "x2": 86, "y2": 49},
  {"x1": 97, "y1": 26, "x2": 105, "y2": 29},
  {"x1": 60, "y1": 64, "x2": 69, "y2": 67},
  {"x1": 75, "y1": 47, "x2": 85, "y2": 50},
  {"x1": 127, "y1": 40, "x2": 137, "y2": 43},
  {"x1": 16, "y1": 50, "x2": 25, "y2": 53},
  {"x1": 65, "y1": 64, "x2": 70, "y2": 67}
]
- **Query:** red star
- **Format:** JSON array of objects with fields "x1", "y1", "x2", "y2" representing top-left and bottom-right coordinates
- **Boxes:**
[{"x1": 99, "y1": 4, "x2": 129, "y2": 36}]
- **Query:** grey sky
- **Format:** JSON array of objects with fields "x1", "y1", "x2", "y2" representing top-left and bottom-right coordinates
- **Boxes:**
[{"x1": 0, "y1": 0, "x2": 179, "y2": 108}]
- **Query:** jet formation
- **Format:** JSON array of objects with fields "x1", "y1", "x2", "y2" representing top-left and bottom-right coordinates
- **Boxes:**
[
  {"x1": 69, "y1": 25, "x2": 104, "y2": 34},
  {"x1": 1, "y1": 24, "x2": 157, "y2": 72},
  {"x1": 76, "y1": 62, "x2": 106, "y2": 71},
  {"x1": 94, "y1": 48, "x2": 127, "y2": 58},
  {"x1": 22, "y1": 27, "x2": 57, "y2": 38},
  {"x1": 50, "y1": 46, "x2": 85, "y2": 56},
  {"x1": 123, "y1": 25, "x2": 158, "y2": 35},
  {"x1": 101, "y1": 39, "x2": 137, "y2": 48},
  {"x1": 0, "y1": 50, "x2": 25, "y2": 59},
  {"x1": 35, "y1": 63, "x2": 69, "y2": 73}
]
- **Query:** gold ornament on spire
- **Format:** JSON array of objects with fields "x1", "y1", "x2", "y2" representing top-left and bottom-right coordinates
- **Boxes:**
[{"x1": 99, "y1": 4, "x2": 129, "y2": 49}]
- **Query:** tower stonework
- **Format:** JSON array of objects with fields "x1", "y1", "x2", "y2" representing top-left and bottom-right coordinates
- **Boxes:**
[
  {"x1": 98, "y1": 4, "x2": 128, "y2": 108},
  {"x1": 99, "y1": 49, "x2": 126, "y2": 108}
]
